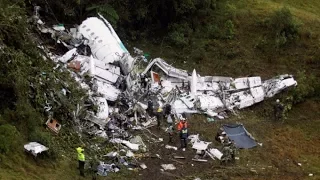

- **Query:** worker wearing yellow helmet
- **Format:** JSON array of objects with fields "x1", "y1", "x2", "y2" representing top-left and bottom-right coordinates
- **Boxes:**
[{"x1": 76, "y1": 144, "x2": 86, "y2": 177}]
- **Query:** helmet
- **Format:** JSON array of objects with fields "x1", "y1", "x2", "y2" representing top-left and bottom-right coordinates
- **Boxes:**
[{"x1": 276, "y1": 99, "x2": 280, "y2": 103}]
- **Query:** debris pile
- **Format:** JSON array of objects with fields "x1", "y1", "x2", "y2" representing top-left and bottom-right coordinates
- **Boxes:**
[{"x1": 29, "y1": 6, "x2": 298, "y2": 175}]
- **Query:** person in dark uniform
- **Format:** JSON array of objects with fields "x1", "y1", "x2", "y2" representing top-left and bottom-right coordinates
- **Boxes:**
[
  {"x1": 274, "y1": 99, "x2": 284, "y2": 121},
  {"x1": 177, "y1": 117, "x2": 188, "y2": 151}
]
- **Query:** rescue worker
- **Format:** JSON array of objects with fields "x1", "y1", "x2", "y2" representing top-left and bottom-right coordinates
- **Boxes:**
[
  {"x1": 167, "y1": 123, "x2": 174, "y2": 143},
  {"x1": 76, "y1": 145, "x2": 86, "y2": 177},
  {"x1": 156, "y1": 107, "x2": 163, "y2": 129},
  {"x1": 177, "y1": 116, "x2": 188, "y2": 151},
  {"x1": 274, "y1": 99, "x2": 284, "y2": 121},
  {"x1": 89, "y1": 156, "x2": 99, "y2": 180},
  {"x1": 146, "y1": 100, "x2": 154, "y2": 117},
  {"x1": 229, "y1": 140, "x2": 237, "y2": 163},
  {"x1": 165, "y1": 105, "x2": 174, "y2": 143},
  {"x1": 220, "y1": 145, "x2": 232, "y2": 165}
]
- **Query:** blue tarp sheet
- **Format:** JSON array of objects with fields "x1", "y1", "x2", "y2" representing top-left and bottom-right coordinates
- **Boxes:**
[{"x1": 223, "y1": 124, "x2": 257, "y2": 149}]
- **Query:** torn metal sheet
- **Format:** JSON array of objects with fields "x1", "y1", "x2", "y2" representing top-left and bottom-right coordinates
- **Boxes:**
[
  {"x1": 24, "y1": 142, "x2": 49, "y2": 157},
  {"x1": 140, "y1": 163, "x2": 147, "y2": 169},
  {"x1": 122, "y1": 140, "x2": 139, "y2": 151},
  {"x1": 192, "y1": 158, "x2": 208, "y2": 162},
  {"x1": 180, "y1": 95, "x2": 196, "y2": 109},
  {"x1": 96, "y1": 81, "x2": 121, "y2": 101},
  {"x1": 57, "y1": 48, "x2": 77, "y2": 63},
  {"x1": 208, "y1": 148, "x2": 223, "y2": 160},
  {"x1": 130, "y1": 136, "x2": 147, "y2": 152},
  {"x1": 190, "y1": 69, "x2": 197, "y2": 96},
  {"x1": 232, "y1": 77, "x2": 261, "y2": 90},
  {"x1": 45, "y1": 118, "x2": 61, "y2": 134},
  {"x1": 196, "y1": 95, "x2": 224, "y2": 111},
  {"x1": 226, "y1": 91, "x2": 255, "y2": 109},
  {"x1": 192, "y1": 141, "x2": 211, "y2": 151},
  {"x1": 263, "y1": 74, "x2": 297, "y2": 97},
  {"x1": 250, "y1": 86, "x2": 264, "y2": 103},
  {"x1": 142, "y1": 58, "x2": 189, "y2": 80},
  {"x1": 173, "y1": 99, "x2": 199, "y2": 114},
  {"x1": 161, "y1": 164, "x2": 176, "y2": 170},
  {"x1": 151, "y1": 71, "x2": 161, "y2": 83},
  {"x1": 78, "y1": 15, "x2": 128, "y2": 64},
  {"x1": 53, "y1": 24, "x2": 65, "y2": 31},
  {"x1": 94, "y1": 97, "x2": 109, "y2": 119},
  {"x1": 94, "y1": 66, "x2": 120, "y2": 83},
  {"x1": 165, "y1": 145, "x2": 178, "y2": 150}
]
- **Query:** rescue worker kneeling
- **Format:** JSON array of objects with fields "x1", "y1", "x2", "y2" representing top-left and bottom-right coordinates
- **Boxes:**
[
  {"x1": 177, "y1": 117, "x2": 188, "y2": 151},
  {"x1": 76, "y1": 145, "x2": 86, "y2": 177}
]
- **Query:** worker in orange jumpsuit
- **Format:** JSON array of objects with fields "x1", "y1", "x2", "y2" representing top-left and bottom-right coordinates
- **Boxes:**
[{"x1": 177, "y1": 116, "x2": 188, "y2": 151}]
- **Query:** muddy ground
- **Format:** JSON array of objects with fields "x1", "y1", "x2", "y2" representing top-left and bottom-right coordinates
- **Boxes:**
[{"x1": 127, "y1": 100, "x2": 320, "y2": 180}]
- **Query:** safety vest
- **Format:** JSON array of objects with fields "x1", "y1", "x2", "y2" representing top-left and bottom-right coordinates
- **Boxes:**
[
  {"x1": 177, "y1": 121, "x2": 188, "y2": 131},
  {"x1": 76, "y1": 147, "x2": 85, "y2": 161},
  {"x1": 179, "y1": 122, "x2": 188, "y2": 138},
  {"x1": 182, "y1": 127, "x2": 188, "y2": 134}
]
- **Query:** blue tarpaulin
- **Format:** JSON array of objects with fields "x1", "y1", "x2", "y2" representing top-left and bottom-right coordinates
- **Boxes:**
[{"x1": 223, "y1": 124, "x2": 257, "y2": 149}]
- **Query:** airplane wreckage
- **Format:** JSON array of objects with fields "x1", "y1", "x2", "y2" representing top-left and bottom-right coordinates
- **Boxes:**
[{"x1": 31, "y1": 7, "x2": 297, "y2": 137}]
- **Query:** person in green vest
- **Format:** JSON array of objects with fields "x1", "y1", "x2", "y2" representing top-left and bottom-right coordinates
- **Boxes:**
[{"x1": 76, "y1": 145, "x2": 86, "y2": 177}]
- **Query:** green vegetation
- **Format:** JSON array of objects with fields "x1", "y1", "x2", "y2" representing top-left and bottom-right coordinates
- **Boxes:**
[
  {"x1": 0, "y1": 0, "x2": 88, "y2": 178},
  {"x1": 0, "y1": 0, "x2": 319, "y2": 179}
]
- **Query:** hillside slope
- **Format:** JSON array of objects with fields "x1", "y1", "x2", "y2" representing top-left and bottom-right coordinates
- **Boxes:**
[{"x1": 0, "y1": 0, "x2": 319, "y2": 180}]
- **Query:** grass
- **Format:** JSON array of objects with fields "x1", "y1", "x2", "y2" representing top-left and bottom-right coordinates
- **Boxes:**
[
  {"x1": 1, "y1": 0, "x2": 320, "y2": 179},
  {"x1": 127, "y1": 0, "x2": 320, "y2": 179}
]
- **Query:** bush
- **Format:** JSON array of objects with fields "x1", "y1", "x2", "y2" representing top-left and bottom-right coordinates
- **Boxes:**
[
  {"x1": 290, "y1": 71, "x2": 317, "y2": 104},
  {"x1": 29, "y1": 128, "x2": 52, "y2": 147},
  {"x1": 168, "y1": 23, "x2": 193, "y2": 47},
  {"x1": 268, "y1": 7, "x2": 300, "y2": 47},
  {"x1": 207, "y1": 24, "x2": 222, "y2": 39},
  {"x1": 169, "y1": 31, "x2": 188, "y2": 47},
  {"x1": 0, "y1": 124, "x2": 20, "y2": 154},
  {"x1": 225, "y1": 19, "x2": 235, "y2": 39}
]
